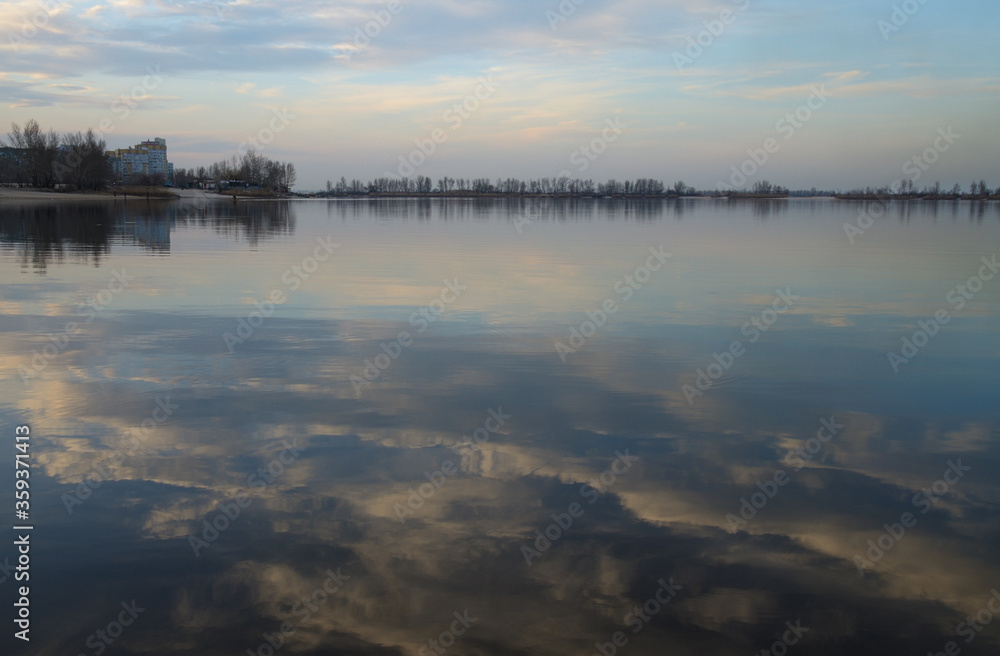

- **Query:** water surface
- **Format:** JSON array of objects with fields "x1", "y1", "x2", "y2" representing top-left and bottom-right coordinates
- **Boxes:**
[{"x1": 2, "y1": 197, "x2": 999, "y2": 655}]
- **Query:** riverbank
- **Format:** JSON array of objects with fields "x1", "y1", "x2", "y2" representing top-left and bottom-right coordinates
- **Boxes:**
[
  {"x1": 0, "y1": 188, "x2": 119, "y2": 202},
  {"x1": 0, "y1": 188, "x2": 230, "y2": 203},
  {"x1": 4, "y1": 187, "x2": 997, "y2": 204}
]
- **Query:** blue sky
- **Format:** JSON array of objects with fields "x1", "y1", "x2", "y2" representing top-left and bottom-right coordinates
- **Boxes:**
[{"x1": 1, "y1": 0, "x2": 998, "y2": 190}]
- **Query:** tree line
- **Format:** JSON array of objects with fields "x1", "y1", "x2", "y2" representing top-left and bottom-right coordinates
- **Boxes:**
[
  {"x1": 845, "y1": 179, "x2": 996, "y2": 198},
  {"x1": 172, "y1": 148, "x2": 296, "y2": 193},
  {"x1": 318, "y1": 175, "x2": 995, "y2": 199},
  {"x1": 0, "y1": 119, "x2": 297, "y2": 193},
  {"x1": 325, "y1": 176, "x2": 699, "y2": 197},
  {"x1": 0, "y1": 120, "x2": 112, "y2": 191},
  {"x1": 320, "y1": 176, "x2": 789, "y2": 197}
]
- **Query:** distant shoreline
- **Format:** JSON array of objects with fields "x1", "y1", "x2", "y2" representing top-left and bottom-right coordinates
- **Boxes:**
[{"x1": 2, "y1": 187, "x2": 997, "y2": 203}]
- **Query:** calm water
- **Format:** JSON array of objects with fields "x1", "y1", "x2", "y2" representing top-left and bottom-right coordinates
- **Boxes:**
[{"x1": 2, "y1": 198, "x2": 999, "y2": 656}]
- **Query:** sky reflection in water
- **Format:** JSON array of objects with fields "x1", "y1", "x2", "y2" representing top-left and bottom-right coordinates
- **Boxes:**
[{"x1": 1, "y1": 198, "x2": 999, "y2": 655}]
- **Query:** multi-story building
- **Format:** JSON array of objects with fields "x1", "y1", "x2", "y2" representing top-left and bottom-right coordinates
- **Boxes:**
[{"x1": 106, "y1": 138, "x2": 172, "y2": 184}]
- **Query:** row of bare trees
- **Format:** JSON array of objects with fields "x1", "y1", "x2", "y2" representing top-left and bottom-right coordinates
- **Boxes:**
[
  {"x1": 323, "y1": 174, "x2": 998, "y2": 199},
  {"x1": 0, "y1": 120, "x2": 113, "y2": 191},
  {"x1": 324, "y1": 176, "x2": 685, "y2": 197},
  {"x1": 968, "y1": 180, "x2": 993, "y2": 196},
  {"x1": 173, "y1": 148, "x2": 296, "y2": 192},
  {"x1": 1, "y1": 120, "x2": 299, "y2": 193},
  {"x1": 848, "y1": 179, "x2": 996, "y2": 198},
  {"x1": 747, "y1": 180, "x2": 790, "y2": 196}
]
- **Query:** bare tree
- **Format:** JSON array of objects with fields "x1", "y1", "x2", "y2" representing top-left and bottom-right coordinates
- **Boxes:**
[
  {"x1": 6, "y1": 120, "x2": 60, "y2": 187},
  {"x1": 263, "y1": 159, "x2": 282, "y2": 190},
  {"x1": 55, "y1": 130, "x2": 112, "y2": 190},
  {"x1": 239, "y1": 148, "x2": 267, "y2": 186}
]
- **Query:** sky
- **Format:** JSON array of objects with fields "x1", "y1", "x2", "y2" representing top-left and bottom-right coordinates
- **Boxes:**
[{"x1": 1, "y1": 0, "x2": 998, "y2": 191}]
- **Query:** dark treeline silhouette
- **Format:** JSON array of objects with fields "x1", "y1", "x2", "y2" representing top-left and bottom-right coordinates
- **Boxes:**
[
  {"x1": 317, "y1": 176, "x2": 997, "y2": 199},
  {"x1": 1, "y1": 119, "x2": 298, "y2": 193},
  {"x1": 0, "y1": 120, "x2": 112, "y2": 191},
  {"x1": 840, "y1": 179, "x2": 998, "y2": 200},
  {"x1": 173, "y1": 148, "x2": 296, "y2": 193},
  {"x1": 323, "y1": 175, "x2": 705, "y2": 197}
]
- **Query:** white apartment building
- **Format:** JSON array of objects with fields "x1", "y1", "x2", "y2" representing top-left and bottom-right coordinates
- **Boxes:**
[{"x1": 107, "y1": 137, "x2": 172, "y2": 183}]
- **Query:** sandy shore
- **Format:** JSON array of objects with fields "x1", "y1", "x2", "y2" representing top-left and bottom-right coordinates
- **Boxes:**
[
  {"x1": 0, "y1": 188, "x2": 118, "y2": 202},
  {"x1": 0, "y1": 187, "x2": 282, "y2": 203},
  {"x1": 0, "y1": 187, "x2": 223, "y2": 202}
]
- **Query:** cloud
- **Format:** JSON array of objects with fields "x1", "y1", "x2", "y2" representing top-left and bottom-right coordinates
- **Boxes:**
[{"x1": 0, "y1": 0, "x2": 997, "y2": 190}]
